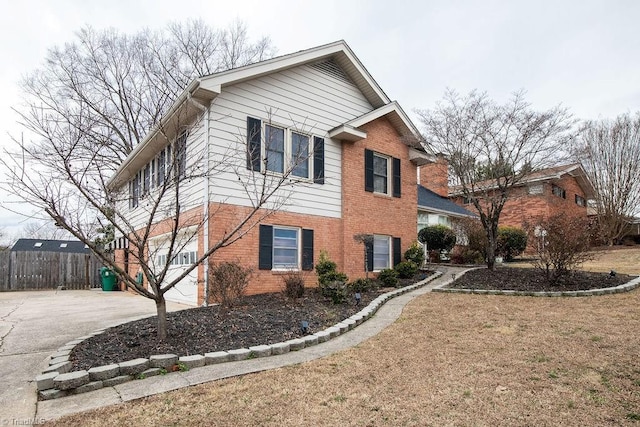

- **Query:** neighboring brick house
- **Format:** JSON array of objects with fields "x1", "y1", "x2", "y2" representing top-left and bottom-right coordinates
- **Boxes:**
[
  {"x1": 107, "y1": 41, "x2": 433, "y2": 306},
  {"x1": 450, "y1": 164, "x2": 595, "y2": 228}
]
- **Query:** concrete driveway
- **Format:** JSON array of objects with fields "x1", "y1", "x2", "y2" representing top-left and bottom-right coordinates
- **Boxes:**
[{"x1": 0, "y1": 288, "x2": 189, "y2": 425}]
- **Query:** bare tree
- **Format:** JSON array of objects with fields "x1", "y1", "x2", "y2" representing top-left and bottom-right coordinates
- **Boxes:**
[
  {"x1": 22, "y1": 220, "x2": 71, "y2": 240},
  {"x1": 417, "y1": 90, "x2": 574, "y2": 269},
  {"x1": 573, "y1": 113, "x2": 640, "y2": 245},
  {"x1": 14, "y1": 19, "x2": 275, "y2": 171},
  {"x1": 1, "y1": 21, "x2": 283, "y2": 341},
  {"x1": 2, "y1": 104, "x2": 315, "y2": 340}
]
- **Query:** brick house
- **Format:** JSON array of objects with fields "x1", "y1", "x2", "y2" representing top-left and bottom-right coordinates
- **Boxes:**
[
  {"x1": 450, "y1": 164, "x2": 595, "y2": 228},
  {"x1": 108, "y1": 41, "x2": 434, "y2": 306}
]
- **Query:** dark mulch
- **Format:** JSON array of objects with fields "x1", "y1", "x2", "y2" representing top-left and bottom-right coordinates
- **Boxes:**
[
  {"x1": 71, "y1": 273, "x2": 430, "y2": 372},
  {"x1": 447, "y1": 267, "x2": 636, "y2": 292}
]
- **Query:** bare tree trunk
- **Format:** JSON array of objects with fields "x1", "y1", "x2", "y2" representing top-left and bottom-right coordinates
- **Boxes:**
[{"x1": 156, "y1": 297, "x2": 168, "y2": 341}]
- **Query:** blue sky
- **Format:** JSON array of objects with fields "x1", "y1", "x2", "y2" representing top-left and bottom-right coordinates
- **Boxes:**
[{"x1": 1, "y1": 0, "x2": 639, "y2": 240}]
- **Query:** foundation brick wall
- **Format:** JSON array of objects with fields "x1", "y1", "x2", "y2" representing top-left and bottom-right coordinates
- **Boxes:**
[{"x1": 341, "y1": 117, "x2": 418, "y2": 279}]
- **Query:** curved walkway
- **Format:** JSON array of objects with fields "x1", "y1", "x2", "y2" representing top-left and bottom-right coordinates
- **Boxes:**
[{"x1": 35, "y1": 266, "x2": 463, "y2": 421}]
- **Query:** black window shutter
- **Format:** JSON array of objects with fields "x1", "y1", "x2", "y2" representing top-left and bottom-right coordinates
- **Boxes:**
[
  {"x1": 313, "y1": 137, "x2": 325, "y2": 184},
  {"x1": 258, "y1": 225, "x2": 273, "y2": 270},
  {"x1": 365, "y1": 239, "x2": 374, "y2": 272},
  {"x1": 365, "y1": 149, "x2": 374, "y2": 192},
  {"x1": 301, "y1": 229, "x2": 314, "y2": 271},
  {"x1": 247, "y1": 117, "x2": 262, "y2": 171},
  {"x1": 392, "y1": 157, "x2": 401, "y2": 198},
  {"x1": 393, "y1": 237, "x2": 402, "y2": 267}
]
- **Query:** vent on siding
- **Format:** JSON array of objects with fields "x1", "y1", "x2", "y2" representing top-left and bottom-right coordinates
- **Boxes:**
[{"x1": 310, "y1": 60, "x2": 353, "y2": 85}]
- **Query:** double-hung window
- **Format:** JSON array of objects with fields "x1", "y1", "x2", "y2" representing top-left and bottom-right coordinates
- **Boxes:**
[
  {"x1": 373, "y1": 235, "x2": 391, "y2": 270},
  {"x1": 265, "y1": 124, "x2": 285, "y2": 174},
  {"x1": 373, "y1": 154, "x2": 389, "y2": 194},
  {"x1": 272, "y1": 227, "x2": 299, "y2": 269},
  {"x1": 364, "y1": 149, "x2": 401, "y2": 197},
  {"x1": 247, "y1": 117, "x2": 324, "y2": 183},
  {"x1": 291, "y1": 132, "x2": 310, "y2": 178}
]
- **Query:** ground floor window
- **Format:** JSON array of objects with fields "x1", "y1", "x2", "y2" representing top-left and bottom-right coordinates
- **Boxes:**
[
  {"x1": 272, "y1": 227, "x2": 299, "y2": 269},
  {"x1": 373, "y1": 235, "x2": 391, "y2": 270}
]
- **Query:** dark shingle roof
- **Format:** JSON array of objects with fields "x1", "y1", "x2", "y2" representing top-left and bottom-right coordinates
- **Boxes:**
[
  {"x1": 417, "y1": 185, "x2": 476, "y2": 217},
  {"x1": 11, "y1": 239, "x2": 90, "y2": 254}
]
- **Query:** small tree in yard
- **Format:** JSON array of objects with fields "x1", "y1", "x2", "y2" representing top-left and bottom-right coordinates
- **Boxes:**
[
  {"x1": 418, "y1": 225, "x2": 456, "y2": 263},
  {"x1": 524, "y1": 214, "x2": 595, "y2": 283},
  {"x1": 0, "y1": 21, "x2": 294, "y2": 341},
  {"x1": 417, "y1": 90, "x2": 574, "y2": 270},
  {"x1": 496, "y1": 226, "x2": 528, "y2": 261}
]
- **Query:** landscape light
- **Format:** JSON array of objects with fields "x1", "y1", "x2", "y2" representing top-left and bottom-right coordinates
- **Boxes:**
[
  {"x1": 300, "y1": 320, "x2": 309, "y2": 334},
  {"x1": 355, "y1": 292, "x2": 361, "y2": 305}
]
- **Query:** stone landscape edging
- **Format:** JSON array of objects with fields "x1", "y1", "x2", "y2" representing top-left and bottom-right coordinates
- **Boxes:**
[
  {"x1": 35, "y1": 271, "x2": 444, "y2": 400},
  {"x1": 432, "y1": 270, "x2": 640, "y2": 297}
]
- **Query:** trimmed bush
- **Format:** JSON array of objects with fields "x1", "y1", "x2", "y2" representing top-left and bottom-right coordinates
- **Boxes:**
[
  {"x1": 404, "y1": 241, "x2": 425, "y2": 266},
  {"x1": 378, "y1": 268, "x2": 398, "y2": 287},
  {"x1": 497, "y1": 226, "x2": 528, "y2": 261},
  {"x1": 418, "y1": 225, "x2": 456, "y2": 263},
  {"x1": 315, "y1": 250, "x2": 337, "y2": 277},
  {"x1": 315, "y1": 250, "x2": 349, "y2": 304},
  {"x1": 349, "y1": 278, "x2": 376, "y2": 293},
  {"x1": 394, "y1": 261, "x2": 418, "y2": 279}
]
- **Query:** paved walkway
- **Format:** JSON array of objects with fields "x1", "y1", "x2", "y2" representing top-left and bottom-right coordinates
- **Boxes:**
[
  {"x1": 29, "y1": 267, "x2": 460, "y2": 422},
  {"x1": 0, "y1": 289, "x2": 190, "y2": 426}
]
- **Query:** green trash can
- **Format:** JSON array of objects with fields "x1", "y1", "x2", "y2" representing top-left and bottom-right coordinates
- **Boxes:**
[{"x1": 100, "y1": 267, "x2": 118, "y2": 291}]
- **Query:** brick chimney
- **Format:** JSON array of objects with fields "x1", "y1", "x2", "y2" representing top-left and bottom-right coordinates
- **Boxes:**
[{"x1": 419, "y1": 154, "x2": 449, "y2": 197}]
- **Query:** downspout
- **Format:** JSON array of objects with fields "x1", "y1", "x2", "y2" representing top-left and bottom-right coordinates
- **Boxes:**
[{"x1": 202, "y1": 102, "x2": 211, "y2": 306}]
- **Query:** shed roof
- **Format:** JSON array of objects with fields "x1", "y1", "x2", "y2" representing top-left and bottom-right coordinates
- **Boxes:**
[{"x1": 11, "y1": 239, "x2": 91, "y2": 254}]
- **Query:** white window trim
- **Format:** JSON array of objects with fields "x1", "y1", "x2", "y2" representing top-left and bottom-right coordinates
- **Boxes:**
[
  {"x1": 372, "y1": 152, "x2": 391, "y2": 196},
  {"x1": 372, "y1": 234, "x2": 391, "y2": 272},
  {"x1": 272, "y1": 225, "x2": 301, "y2": 271},
  {"x1": 262, "y1": 122, "x2": 314, "y2": 181}
]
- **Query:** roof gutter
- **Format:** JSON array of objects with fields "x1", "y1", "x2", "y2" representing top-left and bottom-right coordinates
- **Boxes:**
[{"x1": 106, "y1": 79, "x2": 203, "y2": 190}]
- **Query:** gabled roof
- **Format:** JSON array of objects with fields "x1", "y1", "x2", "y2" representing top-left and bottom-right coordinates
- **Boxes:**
[
  {"x1": 197, "y1": 40, "x2": 390, "y2": 108},
  {"x1": 418, "y1": 186, "x2": 476, "y2": 218},
  {"x1": 108, "y1": 40, "x2": 424, "y2": 188},
  {"x1": 450, "y1": 163, "x2": 596, "y2": 199},
  {"x1": 11, "y1": 239, "x2": 90, "y2": 254}
]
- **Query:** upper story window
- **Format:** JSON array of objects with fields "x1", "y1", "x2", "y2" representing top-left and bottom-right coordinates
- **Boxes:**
[
  {"x1": 364, "y1": 149, "x2": 401, "y2": 197},
  {"x1": 552, "y1": 184, "x2": 566, "y2": 199},
  {"x1": 128, "y1": 131, "x2": 188, "y2": 210},
  {"x1": 247, "y1": 117, "x2": 322, "y2": 182},
  {"x1": 291, "y1": 132, "x2": 310, "y2": 178},
  {"x1": 575, "y1": 194, "x2": 586, "y2": 207},
  {"x1": 265, "y1": 124, "x2": 285, "y2": 174},
  {"x1": 373, "y1": 154, "x2": 389, "y2": 194}
]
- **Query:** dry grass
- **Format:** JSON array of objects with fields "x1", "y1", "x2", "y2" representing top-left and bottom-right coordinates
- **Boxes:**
[
  {"x1": 508, "y1": 246, "x2": 640, "y2": 275},
  {"x1": 46, "y1": 250, "x2": 640, "y2": 427}
]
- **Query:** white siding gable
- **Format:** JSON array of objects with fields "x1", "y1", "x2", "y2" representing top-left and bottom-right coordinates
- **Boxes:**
[{"x1": 204, "y1": 60, "x2": 374, "y2": 218}]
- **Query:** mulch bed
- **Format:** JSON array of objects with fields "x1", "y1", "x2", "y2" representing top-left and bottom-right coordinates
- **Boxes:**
[
  {"x1": 70, "y1": 273, "x2": 429, "y2": 372},
  {"x1": 447, "y1": 267, "x2": 635, "y2": 292}
]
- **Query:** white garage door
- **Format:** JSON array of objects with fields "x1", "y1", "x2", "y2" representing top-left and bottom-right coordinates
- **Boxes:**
[{"x1": 150, "y1": 236, "x2": 198, "y2": 306}]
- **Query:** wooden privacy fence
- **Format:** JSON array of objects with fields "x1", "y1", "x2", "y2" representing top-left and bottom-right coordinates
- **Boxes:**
[{"x1": 0, "y1": 250, "x2": 101, "y2": 291}]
